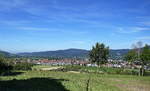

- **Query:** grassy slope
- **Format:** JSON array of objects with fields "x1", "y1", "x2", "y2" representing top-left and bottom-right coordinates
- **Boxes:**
[{"x1": 0, "y1": 67, "x2": 150, "y2": 91}]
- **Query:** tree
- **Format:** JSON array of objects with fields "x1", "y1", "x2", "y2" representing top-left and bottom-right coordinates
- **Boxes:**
[
  {"x1": 140, "y1": 44, "x2": 150, "y2": 76},
  {"x1": 125, "y1": 41, "x2": 150, "y2": 76},
  {"x1": 0, "y1": 54, "x2": 12, "y2": 75},
  {"x1": 132, "y1": 41, "x2": 143, "y2": 61},
  {"x1": 89, "y1": 43, "x2": 109, "y2": 66},
  {"x1": 140, "y1": 44, "x2": 150, "y2": 64},
  {"x1": 124, "y1": 50, "x2": 137, "y2": 63}
]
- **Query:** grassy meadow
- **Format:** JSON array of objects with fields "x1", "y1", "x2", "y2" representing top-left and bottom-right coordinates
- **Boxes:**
[{"x1": 0, "y1": 65, "x2": 150, "y2": 91}]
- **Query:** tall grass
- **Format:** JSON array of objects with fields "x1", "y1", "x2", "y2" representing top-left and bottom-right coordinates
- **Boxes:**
[{"x1": 0, "y1": 69, "x2": 150, "y2": 91}]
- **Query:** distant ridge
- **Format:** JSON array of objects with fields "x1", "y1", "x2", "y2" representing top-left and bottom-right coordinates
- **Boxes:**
[
  {"x1": 17, "y1": 48, "x2": 89, "y2": 58},
  {"x1": 0, "y1": 50, "x2": 13, "y2": 57},
  {"x1": 17, "y1": 48, "x2": 130, "y2": 59}
]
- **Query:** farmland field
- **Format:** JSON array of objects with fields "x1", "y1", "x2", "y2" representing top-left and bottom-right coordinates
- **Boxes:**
[{"x1": 0, "y1": 66, "x2": 150, "y2": 91}]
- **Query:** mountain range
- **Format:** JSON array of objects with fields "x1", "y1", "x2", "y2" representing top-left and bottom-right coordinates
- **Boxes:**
[
  {"x1": 0, "y1": 48, "x2": 130, "y2": 59},
  {"x1": 0, "y1": 50, "x2": 13, "y2": 57},
  {"x1": 16, "y1": 48, "x2": 130, "y2": 59}
]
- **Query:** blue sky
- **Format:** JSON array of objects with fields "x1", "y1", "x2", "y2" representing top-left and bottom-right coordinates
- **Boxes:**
[{"x1": 0, "y1": 0, "x2": 150, "y2": 53}]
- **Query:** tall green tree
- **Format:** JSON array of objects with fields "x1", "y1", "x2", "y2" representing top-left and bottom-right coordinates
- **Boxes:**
[
  {"x1": 124, "y1": 50, "x2": 137, "y2": 63},
  {"x1": 140, "y1": 44, "x2": 150, "y2": 64},
  {"x1": 89, "y1": 43, "x2": 109, "y2": 66},
  {"x1": 0, "y1": 54, "x2": 12, "y2": 75},
  {"x1": 125, "y1": 42, "x2": 150, "y2": 76},
  {"x1": 140, "y1": 44, "x2": 150, "y2": 76}
]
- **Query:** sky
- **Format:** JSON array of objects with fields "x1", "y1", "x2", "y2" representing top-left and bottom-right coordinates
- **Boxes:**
[{"x1": 0, "y1": 0, "x2": 150, "y2": 53}]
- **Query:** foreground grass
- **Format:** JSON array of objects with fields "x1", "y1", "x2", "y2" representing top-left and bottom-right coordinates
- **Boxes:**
[{"x1": 0, "y1": 67, "x2": 150, "y2": 91}]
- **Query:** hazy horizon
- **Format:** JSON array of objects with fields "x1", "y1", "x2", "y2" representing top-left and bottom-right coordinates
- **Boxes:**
[
  {"x1": 0, "y1": 47, "x2": 134, "y2": 54},
  {"x1": 0, "y1": 0, "x2": 150, "y2": 53}
]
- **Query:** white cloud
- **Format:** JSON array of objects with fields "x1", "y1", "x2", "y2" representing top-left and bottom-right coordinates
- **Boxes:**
[
  {"x1": 117, "y1": 27, "x2": 139, "y2": 34},
  {"x1": 133, "y1": 27, "x2": 150, "y2": 31},
  {"x1": 0, "y1": 0, "x2": 27, "y2": 11},
  {"x1": 16, "y1": 26, "x2": 88, "y2": 36},
  {"x1": 117, "y1": 27, "x2": 150, "y2": 34},
  {"x1": 18, "y1": 27, "x2": 50, "y2": 31},
  {"x1": 17, "y1": 27, "x2": 66, "y2": 32},
  {"x1": 137, "y1": 36, "x2": 150, "y2": 40},
  {"x1": 140, "y1": 21, "x2": 150, "y2": 26},
  {"x1": 0, "y1": 20, "x2": 31, "y2": 26}
]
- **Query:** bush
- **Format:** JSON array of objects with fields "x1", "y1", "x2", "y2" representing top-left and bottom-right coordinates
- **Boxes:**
[
  {"x1": 61, "y1": 65, "x2": 82, "y2": 72},
  {"x1": 13, "y1": 62, "x2": 34, "y2": 70},
  {"x1": 145, "y1": 71, "x2": 150, "y2": 76},
  {"x1": 51, "y1": 65, "x2": 144, "y2": 76},
  {"x1": 0, "y1": 57, "x2": 13, "y2": 75},
  {"x1": 118, "y1": 69, "x2": 139, "y2": 75}
]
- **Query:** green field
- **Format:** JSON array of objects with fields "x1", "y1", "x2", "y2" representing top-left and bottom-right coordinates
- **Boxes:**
[{"x1": 0, "y1": 66, "x2": 150, "y2": 91}]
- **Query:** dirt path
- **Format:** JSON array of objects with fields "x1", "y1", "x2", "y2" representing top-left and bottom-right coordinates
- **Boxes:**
[{"x1": 40, "y1": 67, "x2": 63, "y2": 71}]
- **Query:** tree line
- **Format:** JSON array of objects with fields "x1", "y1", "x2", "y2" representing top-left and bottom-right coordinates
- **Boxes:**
[{"x1": 89, "y1": 42, "x2": 150, "y2": 76}]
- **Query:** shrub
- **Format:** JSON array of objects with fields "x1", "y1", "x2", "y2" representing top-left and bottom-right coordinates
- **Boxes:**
[
  {"x1": 131, "y1": 70, "x2": 139, "y2": 75},
  {"x1": 145, "y1": 71, "x2": 150, "y2": 76},
  {"x1": 13, "y1": 62, "x2": 34, "y2": 70},
  {"x1": 62, "y1": 65, "x2": 82, "y2": 72},
  {"x1": 0, "y1": 57, "x2": 13, "y2": 75},
  {"x1": 50, "y1": 65, "x2": 144, "y2": 76}
]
